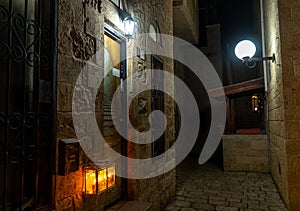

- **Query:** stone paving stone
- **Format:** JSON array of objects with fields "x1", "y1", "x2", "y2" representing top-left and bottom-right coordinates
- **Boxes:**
[
  {"x1": 216, "y1": 206, "x2": 239, "y2": 211},
  {"x1": 163, "y1": 156, "x2": 287, "y2": 211}
]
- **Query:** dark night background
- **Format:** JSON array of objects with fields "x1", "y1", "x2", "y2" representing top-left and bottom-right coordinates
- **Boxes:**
[{"x1": 199, "y1": 0, "x2": 263, "y2": 85}]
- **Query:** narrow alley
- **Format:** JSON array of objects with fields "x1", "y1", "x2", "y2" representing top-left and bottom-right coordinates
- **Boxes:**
[
  {"x1": 1, "y1": 0, "x2": 300, "y2": 210},
  {"x1": 164, "y1": 156, "x2": 287, "y2": 211}
]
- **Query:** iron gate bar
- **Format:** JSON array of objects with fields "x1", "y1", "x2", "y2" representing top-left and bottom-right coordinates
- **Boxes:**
[{"x1": 0, "y1": 0, "x2": 57, "y2": 210}]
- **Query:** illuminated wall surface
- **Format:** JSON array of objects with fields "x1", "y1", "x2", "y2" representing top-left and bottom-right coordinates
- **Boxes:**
[
  {"x1": 264, "y1": 0, "x2": 300, "y2": 209},
  {"x1": 54, "y1": 0, "x2": 176, "y2": 210}
]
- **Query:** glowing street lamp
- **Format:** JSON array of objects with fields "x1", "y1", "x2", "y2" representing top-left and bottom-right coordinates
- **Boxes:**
[
  {"x1": 119, "y1": 10, "x2": 136, "y2": 38},
  {"x1": 235, "y1": 40, "x2": 257, "y2": 61},
  {"x1": 234, "y1": 39, "x2": 275, "y2": 68},
  {"x1": 123, "y1": 15, "x2": 136, "y2": 38}
]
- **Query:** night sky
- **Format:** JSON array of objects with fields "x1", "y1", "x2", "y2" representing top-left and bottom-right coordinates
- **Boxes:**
[
  {"x1": 220, "y1": 0, "x2": 254, "y2": 47},
  {"x1": 218, "y1": 0, "x2": 262, "y2": 84}
]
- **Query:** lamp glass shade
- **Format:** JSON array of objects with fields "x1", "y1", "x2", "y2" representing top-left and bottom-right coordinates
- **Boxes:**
[
  {"x1": 234, "y1": 40, "x2": 256, "y2": 60},
  {"x1": 85, "y1": 169, "x2": 97, "y2": 194},
  {"x1": 97, "y1": 168, "x2": 107, "y2": 192},
  {"x1": 107, "y1": 166, "x2": 115, "y2": 188},
  {"x1": 124, "y1": 17, "x2": 135, "y2": 37}
]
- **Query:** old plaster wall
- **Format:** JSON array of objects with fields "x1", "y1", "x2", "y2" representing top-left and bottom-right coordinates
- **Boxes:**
[
  {"x1": 55, "y1": 0, "x2": 175, "y2": 210},
  {"x1": 264, "y1": 0, "x2": 300, "y2": 209},
  {"x1": 56, "y1": 0, "x2": 105, "y2": 209}
]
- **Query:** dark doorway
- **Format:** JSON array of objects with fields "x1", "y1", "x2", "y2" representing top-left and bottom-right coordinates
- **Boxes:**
[
  {"x1": 0, "y1": 0, "x2": 57, "y2": 210},
  {"x1": 151, "y1": 55, "x2": 165, "y2": 157}
]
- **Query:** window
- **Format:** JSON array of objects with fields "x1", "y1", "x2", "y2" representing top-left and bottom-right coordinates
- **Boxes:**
[{"x1": 149, "y1": 22, "x2": 162, "y2": 46}]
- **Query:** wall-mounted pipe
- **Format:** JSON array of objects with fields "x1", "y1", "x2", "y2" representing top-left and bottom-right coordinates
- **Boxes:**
[{"x1": 260, "y1": 0, "x2": 268, "y2": 92}]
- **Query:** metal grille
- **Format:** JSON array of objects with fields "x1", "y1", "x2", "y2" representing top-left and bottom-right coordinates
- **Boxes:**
[{"x1": 0, "y1": 0, "x2": 56, "y2": 210}]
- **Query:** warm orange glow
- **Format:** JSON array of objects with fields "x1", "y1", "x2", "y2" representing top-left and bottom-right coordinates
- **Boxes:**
[
  {"x1": 98, "y1": 169, "x2": 107, "y2": 192},
  {"x1": 85, "y1": 165, "x2": 115, "y2": 194},
  {"x1": 104, "y1": 35, "x2": 121, "y2": 70},
  {"x1": 85, "y1": 169, "x2": 96, "y2": 194},
  {"x1": 252, "y1": 95, "x2": 258, "y2": 112},
  {"x1": 107, "y1": 166, "x2": 115, "y2": 188}
]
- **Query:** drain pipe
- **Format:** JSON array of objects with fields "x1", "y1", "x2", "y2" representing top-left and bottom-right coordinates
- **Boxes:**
[
  {"x1": 260, "y1": 0, "x2": 268, "y2": 92},
  {"x1": 260, "y1": 0, "x2": 271, "y2": 172}
]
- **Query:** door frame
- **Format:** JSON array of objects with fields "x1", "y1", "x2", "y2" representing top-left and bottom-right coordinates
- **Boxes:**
[
  {"x1": 151, "y1": 55, "x2": 165, "y2": 157},
  {"x1": 104, "y1": 23, "x2": 128, "y2": 200}
]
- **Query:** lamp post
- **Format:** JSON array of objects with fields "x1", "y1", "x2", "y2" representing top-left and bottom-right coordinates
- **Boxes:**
[{"x1": 234, "y1": 40, "x2": 275, "y2": 68}]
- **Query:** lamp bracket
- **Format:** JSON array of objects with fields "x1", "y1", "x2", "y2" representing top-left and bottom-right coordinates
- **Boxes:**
[
  {"x1": 242, "y1": 53, "x2": 276, "y2": 68},
  {"x1": 118, "y1": 8, "x2": 131, "y2": 21}
]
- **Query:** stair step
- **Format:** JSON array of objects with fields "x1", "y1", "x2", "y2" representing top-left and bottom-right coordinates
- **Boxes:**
[
  {"x1": 106, "y1": 201, "x2": 152, "y2": 211},
  {"x1": 104, "y1": 112, "x2": 115, "y2": 116},
  {"x1": 104, "y1": 121, "x2": 115, "y2": 128},
  {"x1": 104, "y1": 115, "x2": 116, "y2": 121},
  {"x1": 103, "y1": 129, "x2": 118, "y2": 137}
]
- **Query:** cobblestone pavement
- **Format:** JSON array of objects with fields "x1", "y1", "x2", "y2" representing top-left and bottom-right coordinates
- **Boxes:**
[{"x1": 164, "y1": 156, "x2": 287, "y2": 211}]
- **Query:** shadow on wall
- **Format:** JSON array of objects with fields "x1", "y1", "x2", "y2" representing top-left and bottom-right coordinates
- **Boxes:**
[{"x1": 174, "y1": 62, "x2": 222, "y2": 167}]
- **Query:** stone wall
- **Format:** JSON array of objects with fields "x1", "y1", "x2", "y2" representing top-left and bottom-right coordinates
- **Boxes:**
[
  {"x1": 126, "y1": 1, "x2": 176, "y2": 210},
  {"x1": 264, "y1": 0, "x2": 300, "y2": 209},
  {"x1": 56, "y1": 0, "x2": 105, "y2": 209},
  {"x1": 223, "y1": 135, "x2": 269, "y2": 172},
  {"x1": 55, "y1": 0, "x2": 175, "y2": 210}
]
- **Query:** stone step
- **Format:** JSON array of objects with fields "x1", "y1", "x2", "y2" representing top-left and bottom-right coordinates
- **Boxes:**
[
  {"x1": 104, "y1": 134, "x2": 121, "y2": 147},
  {"x1": 104, "y1": 112, "x2": 116, "y2": 117},
  {"x1": 104, "y1": 115, "x2": 116, "y2": 121},
  {"x1": 104, "y1": 121, "x2": 115, "y2": 127},
  {"x1": 103, "y1": 106, "x2": 112, "y2": 110},
  {"x1": 106, "y1": 201, "x2": 152, "y2": 211},
  {"x1": 103, "y1": 128, "x2": 118, "y2": 137}
]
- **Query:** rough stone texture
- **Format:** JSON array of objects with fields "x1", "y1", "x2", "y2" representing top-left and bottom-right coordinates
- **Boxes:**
[
  {"x1": 264, "y1": 0, "x2": 300, "y2": 209},
  {"x1": 223, "y1": 135, "x2": 269, "y2": 173},
  {"x1": 56, "y1": 0, "x2": 175, "y2": 210},
  {"x1": 164, "y1": 156, "x2": 287, "y2": 211},
  {"x1": 124, "y1": 0, "x2": 176, "y2": 210}
]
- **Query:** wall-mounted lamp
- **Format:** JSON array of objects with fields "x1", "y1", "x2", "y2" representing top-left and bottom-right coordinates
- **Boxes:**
[
  {"x1": 234, "y1": 40, "x2": 275, "y2": 68},
  {"x1": 84, "y1": 163, "x2": 115, "y2": 195},
  {"x1": 119, "y1": 10, "x2": 136, "y2": 38}
]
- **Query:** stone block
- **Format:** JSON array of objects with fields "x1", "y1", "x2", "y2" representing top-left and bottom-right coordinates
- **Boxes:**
[
  {"x1": 57, "y1": 82, "x2": 74, "y2": 112},
  {"x1": 57, "y1": 112, "x2": 76, "y2": 139},
  {"x1": 283, "y1": 121, "x2": 300, "y2": 139},
  {"x1": 286, "y1": 139, "x2": 300, "y2": 155},
  {"x1": 288, "y1": 187, "x2": 300, "y2": 210},
  {"x1": 58, "y1": 54, "x2": 83, "y2": 84},
  {"x1": 223, "y1": 135, "x2": 269, "y2": 172}
]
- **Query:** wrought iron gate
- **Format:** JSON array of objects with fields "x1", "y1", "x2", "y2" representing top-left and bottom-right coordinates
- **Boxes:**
[{"x1": 0, "y1": 0, "x2": 56, "y2": 210}]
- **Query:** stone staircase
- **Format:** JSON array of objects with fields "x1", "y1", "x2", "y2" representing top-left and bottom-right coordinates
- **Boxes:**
[{"x1": 103, "y1": 102, "x2": 118, "y2": 137}]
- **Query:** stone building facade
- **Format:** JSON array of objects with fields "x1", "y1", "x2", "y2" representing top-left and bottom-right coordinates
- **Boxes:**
[
  {"x1": 55, "y1": 0, "x2": 175, "y2": 210},
  {"x1": 263, "y1": 0, "x2": 300, "y2": 210}
]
